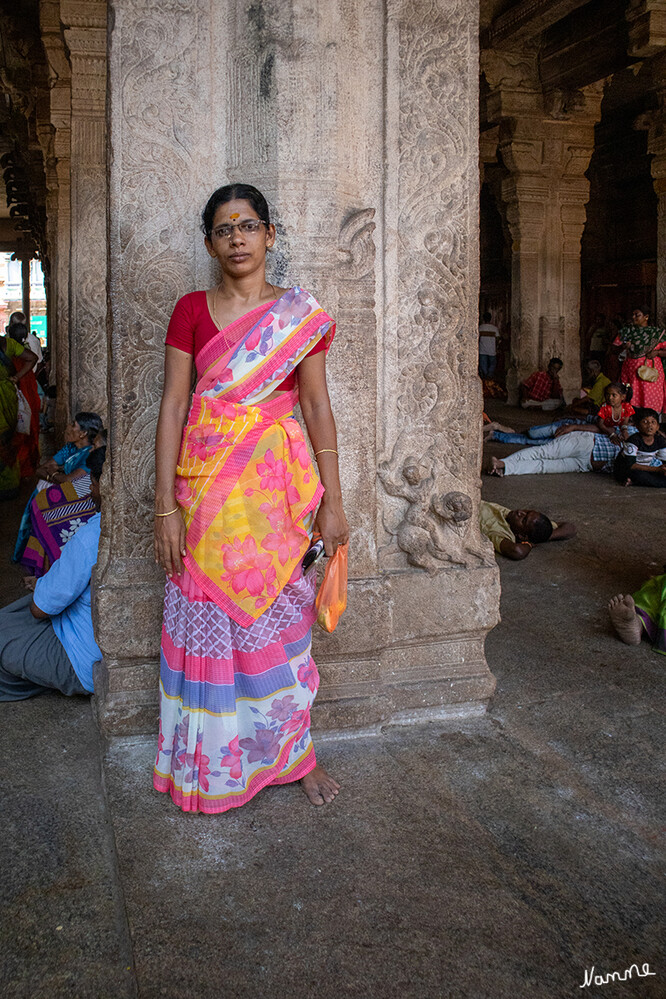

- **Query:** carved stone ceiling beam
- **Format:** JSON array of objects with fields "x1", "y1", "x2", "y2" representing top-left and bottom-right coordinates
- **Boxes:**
[{"x1": 483, "y1": 0, "x2": 590, "y2": 48}]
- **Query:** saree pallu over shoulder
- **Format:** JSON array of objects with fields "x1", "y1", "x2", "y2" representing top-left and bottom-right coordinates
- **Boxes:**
[{"x1": 175, "y1": 287, "x2": 334, "y2": 627}]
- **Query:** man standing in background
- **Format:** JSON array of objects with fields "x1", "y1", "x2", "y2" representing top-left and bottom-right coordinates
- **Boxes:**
[{"x1": 478, "y1": 311, "x2": 500, "y2": 378}]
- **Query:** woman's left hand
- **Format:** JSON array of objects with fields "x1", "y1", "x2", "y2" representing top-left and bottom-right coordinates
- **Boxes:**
[{"x1": 314, "y1": 499, "x2": 349, "y2": 557}]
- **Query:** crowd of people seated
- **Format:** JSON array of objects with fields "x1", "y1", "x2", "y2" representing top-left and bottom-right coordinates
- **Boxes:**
[
  {"x1": 480, "y1": 304, "x2": 666, "y2": 659},
  {"x1": 0, "y1": 311, "x2": 107, "y2": 700}
]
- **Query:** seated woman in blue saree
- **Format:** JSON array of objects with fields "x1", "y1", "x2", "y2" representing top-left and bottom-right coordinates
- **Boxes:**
[
  {"x1": 153, "y1": 184, "x2": 349, "y2": 814},
  {"x1": 13, "y1": 412, "x2": 104, "y2": 575}
]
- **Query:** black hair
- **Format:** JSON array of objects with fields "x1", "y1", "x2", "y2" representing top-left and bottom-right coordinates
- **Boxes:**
[
  {"x1": 526, "y1": 513, "x2": 553, "y2": 544},
  {"x1": 632, "y1": 407, "x2": 660, "y2": 425},
  {"x1": 8, "y1": 311, "x2": 25, "y2": 325},
  {"x1": 586, "y1": 357, "x2": 601, "y2": 368},
  {"x1": 95, "y1": 427, "x2": 108, "y2": 445},
  {"x1": 605, "y1": 381, "x2": 632, "y2": 403},
  {"x1": 632, "y1": 306, "x2": 650, "y2": 318},
  {"x1": 88, "y1": 445, "x2": 106, "y2": 482},
  {"x1": 9, "y1": 322, "x2": 27, "y2": 342},
  {"x1": 482, "y1": 311, "x2": 492, "y2": 323},
  {"x1": 549, "y1": 357, "x2": 563, "y2": 368},
  {"x1": 201, "y1": 184, "x2": 270, "y2": 238},
  {"x1": 75, "y1": 411, "x2": 104, "y2": 444}
]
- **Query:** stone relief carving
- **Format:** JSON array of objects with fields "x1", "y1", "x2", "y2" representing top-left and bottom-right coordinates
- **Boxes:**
[
  {"x1": 107, "y1": 0, "x2": 209, "y2": 560},
  {"x1": 378, "y1": 455, "x2": 489, "y2": 572},
  {"x1": 380, "y1": 2, "x2": 488, "y2": 569}
]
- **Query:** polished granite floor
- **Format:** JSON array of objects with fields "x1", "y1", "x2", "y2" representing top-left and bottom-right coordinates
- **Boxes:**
[{"x1": 1, "y1": 409, "x2": 664, "y2": 998}]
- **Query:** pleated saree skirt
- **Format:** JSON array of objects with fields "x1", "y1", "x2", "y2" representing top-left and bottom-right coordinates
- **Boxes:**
[{"x1": 153, "y1": 563, "x2": 320, "y2": 813}]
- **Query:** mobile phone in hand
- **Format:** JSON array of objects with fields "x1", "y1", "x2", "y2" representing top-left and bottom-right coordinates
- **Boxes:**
[{"x1": 302, "y1": 537, "x2": 325, "y2": 574}]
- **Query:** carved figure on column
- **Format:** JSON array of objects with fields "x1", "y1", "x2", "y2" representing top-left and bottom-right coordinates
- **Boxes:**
[{"x1": 378, "y1": 456, "x2": 478, "y2": 572}]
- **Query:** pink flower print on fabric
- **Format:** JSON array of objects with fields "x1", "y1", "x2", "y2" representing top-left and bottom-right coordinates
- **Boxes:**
[
  {"x1": 174, "y1": 478, "x2": 196, "y2": 506},
  {"x1": 267, "y1": 694, "x2": 297, "y2": 722},
  {"x1": 297, "y1": 661, "x2": 319, "y2": 693},
  {"x1": 280, "y1": 708, "x2": 307, "y2": 735},
  {"x1": 239, "y1": 727, "x2": 282, "y2": 764},
  {"x1": 262, "y1": 520, "x2": 304, "y2": 567},
  {"x1": 259, "y1": 499, "x2": 290, "y2": 532},
  {"x1": 272, "y1": 287, "x2": 311, "y2": 330},
  {"x1": 219, "y1": 735, "x2": 243, "y2": 780},
  {"x1": 288, "y1": 432, "x2": 312, "y2": 471},
  {"x1": 188, "y1": 423, "x2": 235, "y2": 461},
  {"x1": 256, "y1": 449, "x2": 288, "y2": 492},
  {"x1": 245, "y1": 326, "x2": 262, "y2": 351},
  {"x1": 175, "y1": 731, "x2": 212, "y2": 793},
  {"x1": 210, "y1": 398, "x2": 237, "y2": 422},
  {"x1": 220, "y1": 535, "x2": 276, "y2": 596}
]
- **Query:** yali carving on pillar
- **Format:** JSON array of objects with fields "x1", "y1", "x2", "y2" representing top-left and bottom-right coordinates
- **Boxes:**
[{"x1": 378, "y1": 454, "x2": 488, "y2": 572}]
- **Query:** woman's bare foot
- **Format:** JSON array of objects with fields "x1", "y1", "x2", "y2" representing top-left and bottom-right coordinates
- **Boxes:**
[
  {"x1": 608, "y1": 594, "x2": 642, "y2": 645},
  {"x1": 300, "y1": 765, "x2": 340, "y2": 806},
  {"x1": 487, "y1": 456, "x2": 505, "y2": 476}
]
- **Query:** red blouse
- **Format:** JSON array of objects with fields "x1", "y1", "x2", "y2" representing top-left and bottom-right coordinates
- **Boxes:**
[
  {"x1": 597, "y1": 402, "x2": 634, "y2": 427},
  {"x1": 165, "y1": 291, "x2": 326, "y2": 391}
]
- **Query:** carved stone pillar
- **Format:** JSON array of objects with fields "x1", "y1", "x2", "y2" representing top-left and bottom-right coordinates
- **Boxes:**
[
  {"x1": 39, "y1": 0, "x2": 72, "y2": 429},
  {"x1": 483, "y1": 50, "x2": 602, "y2": 401},
  {"x1": 636, "y1": 59, "x2": 666, "y2": 322},
  {"x1": 96, "y1": 0, "x2": 497, "y2": 736},
  {"x1": 627, "y1": 0, "x2": 666, "y2": 57},
  {"x1": 60, "y1": 0, "x2": 107, "y2": 417}
]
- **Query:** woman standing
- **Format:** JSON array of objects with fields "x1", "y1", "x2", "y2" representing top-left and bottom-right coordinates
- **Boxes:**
[
  {"x1": 9, "y1": 322, "x2": 40, "y2": 477},
  {"x1": 614, "y1": 307, "x2": 666, "y2": 413},
  {"x1": 153, "y1": 184, "x2": 348, "y2": 813},
  {"x1": 0, "y1": 328, "x2": 37, "y2": 500}
]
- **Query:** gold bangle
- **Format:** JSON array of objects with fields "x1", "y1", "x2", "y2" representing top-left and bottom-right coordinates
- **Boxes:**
[
  {"x1": 314, "y1": 448, "x2": 338, "y2": 458},
  {"x1": 155, "y1": 507, "x2": 179, "y2": 517}
]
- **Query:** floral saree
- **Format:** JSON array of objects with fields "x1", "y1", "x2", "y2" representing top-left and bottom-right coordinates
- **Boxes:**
[{"x1": 153, "y1": 287, "x2": 334, "y2": 813}]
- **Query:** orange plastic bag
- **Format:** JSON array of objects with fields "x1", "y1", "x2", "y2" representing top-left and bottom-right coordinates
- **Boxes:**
[{"x1": 315, "y1": 543, "x2": 348, "y2": 633}]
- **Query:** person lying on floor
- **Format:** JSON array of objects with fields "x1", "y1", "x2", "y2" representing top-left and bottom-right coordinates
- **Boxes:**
[
  {"x1": 612, "y1": 409, "x2": 666, "y2": 488},
  {"x1": 485, "y1": 412, "x2": 598, "y2": 446},
  {"x1": 0, "y1": 446, "x2": 105, "y2": 701},
  {"x1": 488, "y1": 428, "x2": 620, "y2": 476},
  {"x1": 479, "y1": 500, "x2": 576, "y2": 560}
]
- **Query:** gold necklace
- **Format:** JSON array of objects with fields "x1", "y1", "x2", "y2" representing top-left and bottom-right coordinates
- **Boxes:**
[
  {"x1": 211, "y1": 282, "x2": 223, "y2": 330},
  {"x1": 211, "y1": 281, "x2": 278, "y2": 330}
]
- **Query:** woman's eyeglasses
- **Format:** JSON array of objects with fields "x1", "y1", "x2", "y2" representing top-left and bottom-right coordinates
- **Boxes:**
[{"x1": 211, "y1": 219, "x2": 268, "y2": 240}]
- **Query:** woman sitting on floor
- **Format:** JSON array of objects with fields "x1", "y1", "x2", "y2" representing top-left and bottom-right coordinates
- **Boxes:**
[{"x1": 13, "y1": 412, "x2": 104, "y2": 575}]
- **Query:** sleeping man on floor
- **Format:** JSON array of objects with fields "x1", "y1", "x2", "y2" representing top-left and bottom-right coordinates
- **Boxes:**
[{"x1": 479, "y1": 500, "x2": 577, "y2": 560}]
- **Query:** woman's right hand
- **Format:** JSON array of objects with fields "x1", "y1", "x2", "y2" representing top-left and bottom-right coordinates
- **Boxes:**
[{"x1": 154, "y1": 509, "x2": 187, "y2": 577}]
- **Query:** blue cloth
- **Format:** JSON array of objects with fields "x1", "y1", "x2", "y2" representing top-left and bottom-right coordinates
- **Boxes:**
[
  {"x1": 491, "y1": 417, "x2": 595, "y2": 446},
  {"x1": 33, "y1": 512, "x2": 101, "y2": 692},
  {"x1": 479, "y1": 355, "x2": 497, "y2": 378},
  {"x1": 13, "y1": 444, "x2": 92, "y2": 563}
]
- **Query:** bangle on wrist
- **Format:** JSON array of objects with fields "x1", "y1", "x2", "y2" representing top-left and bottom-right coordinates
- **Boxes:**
[{"x1": 155, "y1": 507, "x2": 180, "y2": 518}]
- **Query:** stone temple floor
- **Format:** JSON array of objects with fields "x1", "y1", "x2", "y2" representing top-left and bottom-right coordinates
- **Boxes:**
[{"x1": 1, "y1": 409, "x2": 664, "y2": 998}]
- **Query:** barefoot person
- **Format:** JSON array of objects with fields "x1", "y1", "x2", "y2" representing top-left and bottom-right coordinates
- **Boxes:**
[
  {"x1": 153, "y1": 184, "x2": 348, "y2": 813},
  {"x1": 609, "y1": 573, "x2": 666, "y2": 655}
]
